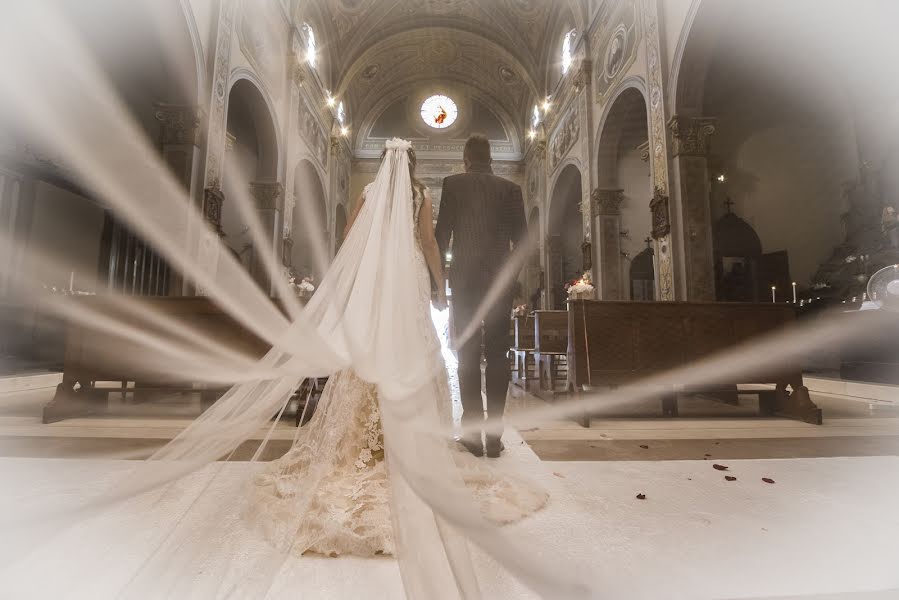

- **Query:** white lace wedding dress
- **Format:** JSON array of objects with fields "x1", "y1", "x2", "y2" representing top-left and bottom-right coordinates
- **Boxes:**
[{"x1": 251, "y1": 183, "x2": 547, "y2": 557}]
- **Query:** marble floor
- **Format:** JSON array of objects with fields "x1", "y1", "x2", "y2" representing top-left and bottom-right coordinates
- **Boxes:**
[{"x1": 1, "y1": 376, "x2": 899, "y2": 598}]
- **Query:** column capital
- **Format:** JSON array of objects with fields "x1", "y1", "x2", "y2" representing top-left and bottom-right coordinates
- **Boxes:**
[
  {"x1": 154, "y1": 103, "x2": 204, "y2": 146},
  {"x1": 573, "y1": 59, "x2": 592, "y2": 93},
  {"x1": 637, "y1": 140, "x2": 651, "y2": 163},
  {"x1": 591, "y1": 188, "x2": 624, "y2": 216},
  {"x1": 649, "y1": 186, "x2": 671, "y2": 239},
  {"x1": 250, "y1": 181, "x2": 284, "y2": 210},
  {"x1": 667, "y1": 115, "x2": 717, "y2": 157}
]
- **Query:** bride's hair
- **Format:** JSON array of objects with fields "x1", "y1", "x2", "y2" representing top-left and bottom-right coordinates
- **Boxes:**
[{"x1": 381, "y1": 146, "x2": 424, "y2": 196}]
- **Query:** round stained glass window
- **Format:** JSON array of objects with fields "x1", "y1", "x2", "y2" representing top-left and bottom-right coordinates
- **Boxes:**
[{"x1": 420, "y1": 95, "x2": 458, "y2": 129}]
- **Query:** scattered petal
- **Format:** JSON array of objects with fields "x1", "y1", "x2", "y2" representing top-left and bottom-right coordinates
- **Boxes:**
[
  {"x1": 713, "y1": 464, "x2": 729, "y2": 471},
  {"x1": 762, "y1": 478, "x2": 775, "y2": 484},
  {"x1": 553, "y1": 472, "x2": 566, "y2": 478},
  {"x1": 639, "y1": 444, "x2": 649, "y2": 449},
  {"x1": 636, "y1": 493, "x2": 646, "y2": 500},
  {"x1": 704, "y1": 453, "x2": 712, "y2": 457},
  {"x1": 725, "y1": 475, "x2": 737, "y2": 482}
]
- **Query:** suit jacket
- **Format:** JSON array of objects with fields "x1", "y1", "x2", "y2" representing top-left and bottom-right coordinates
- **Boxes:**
[{"x1": 435, "y1": 165, "x2": 526, "y2": 295}]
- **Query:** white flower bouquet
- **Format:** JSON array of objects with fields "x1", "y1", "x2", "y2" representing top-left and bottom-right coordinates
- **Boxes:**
[{"x1": 566, "y1": 272, "x2": 595, "y2": 300}]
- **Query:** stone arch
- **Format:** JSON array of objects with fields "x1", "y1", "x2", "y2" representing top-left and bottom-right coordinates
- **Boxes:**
[
  {"x1": 670, "y1": 0, "x2": 862, "y2": 293},
  {"x1": 595, "y1": 85, "x2": 652, "y2": 299},
  {"x1": 291, "y1": 159, "x2": 329, "y2": 279},
  {"x1": 547, "y1": 163, "x2": 584, "y2": 308}
]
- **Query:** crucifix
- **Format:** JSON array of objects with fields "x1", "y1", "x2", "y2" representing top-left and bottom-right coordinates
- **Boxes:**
[
  {"x1": 644, "y1": 236, "x2": 652, "y2": 249},
  {"x1": 724, "y1": 197, "x2": 735, "y2": 213}
]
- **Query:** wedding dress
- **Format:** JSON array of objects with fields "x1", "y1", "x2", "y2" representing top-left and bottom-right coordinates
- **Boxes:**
[{"x1": 251, "y1": 180, "x2": 548, "y2": 558}]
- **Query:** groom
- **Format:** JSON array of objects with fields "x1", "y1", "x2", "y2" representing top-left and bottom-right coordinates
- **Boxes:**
[{"x1": 436, "y1": 134, "x2": 526, "y2": 458}]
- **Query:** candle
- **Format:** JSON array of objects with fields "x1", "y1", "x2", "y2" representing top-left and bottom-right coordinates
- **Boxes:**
[
  {"x1": 69, "y1": 271, "x2": 74, "y2": 293},
  {"x1": 792, "y1": 282, "x2": 797, "y2": 304},
  {"x1": 771, "y1": 286, "x2": 776, "y2": 303}
]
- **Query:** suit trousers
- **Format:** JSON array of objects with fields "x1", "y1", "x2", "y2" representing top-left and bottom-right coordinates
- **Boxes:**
[{"x1": 451, "y1": 287, "x2": 512, "y2": 437}]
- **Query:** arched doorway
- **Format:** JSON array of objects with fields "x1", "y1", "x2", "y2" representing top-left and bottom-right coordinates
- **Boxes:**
[
  {"x1": 334, "y1": 203, "x2": 348, "y2": 254},
  {"x1": 673, "y1": 0, "x2": 868, "y2": 300},
  {"x1": 595, "y1": 86, "x2": 652, "y2": 300},
  {"x1": 291, "y1": 160, "x2": 328, "y2": 280},
  {"x1": 547, "y1": 164, "x2": 583, "y2": 309},
  {"x1": 222, "y1": 78, "x2": 280, "y2": 287}
]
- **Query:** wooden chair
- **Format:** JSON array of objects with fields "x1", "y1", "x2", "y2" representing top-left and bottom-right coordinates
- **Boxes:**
[{"x1": 510, "y1": 314, "x2": 536, "y2": 389}]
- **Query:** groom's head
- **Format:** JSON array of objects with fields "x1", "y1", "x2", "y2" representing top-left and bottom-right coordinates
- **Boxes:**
[{"x1": 463, "y1": 134, "x2": 492, "y2": 172}]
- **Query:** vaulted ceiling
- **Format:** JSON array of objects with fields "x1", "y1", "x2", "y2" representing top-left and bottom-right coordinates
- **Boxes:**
[{"x1": 297, "y1": 0, "x2": 589, "y2": 141}]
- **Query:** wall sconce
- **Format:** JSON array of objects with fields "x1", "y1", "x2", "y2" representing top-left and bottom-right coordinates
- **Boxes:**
[
  {"x1": 340, "y1": 126, "x2": 349, "y2": 136},
  {"x1": 527, "y1": 129, "x2": 536, "y2": 140},
  {"x1": 716, "y1": 174, "x2": 726, "y2": 183}
]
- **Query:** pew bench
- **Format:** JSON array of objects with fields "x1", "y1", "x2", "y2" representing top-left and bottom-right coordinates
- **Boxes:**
[
  {"x1": 510, "y1": 314, "x2": 536, "y2": 389},
  {"x1": 43, "y1": 296, "x2": 271, "y2": 423},
  {"x1": 533, "y1": 310, "x2": 568, "y2": 394},
  {"x1": 566, "y1": 300, "x2": 822, "y2": 428}
]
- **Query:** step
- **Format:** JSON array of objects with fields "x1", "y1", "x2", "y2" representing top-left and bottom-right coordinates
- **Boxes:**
[
  {"x1": 804, "y1": 376, "x2": 899, "y2": 405},
  {"x1": 0, "y1": 372, "x2": 63, "y2": 394}
]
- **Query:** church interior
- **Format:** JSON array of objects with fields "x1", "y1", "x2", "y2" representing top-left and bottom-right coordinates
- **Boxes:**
[{"x1": 1, "y1": 0, "x2": 899, "y2": 597}]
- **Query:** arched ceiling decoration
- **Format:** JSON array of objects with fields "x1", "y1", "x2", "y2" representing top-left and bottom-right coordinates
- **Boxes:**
[
  {"x1": 295, "y1": 0, "x2": 590, "y2": 145},
  {"x1": 340, "y1": 28, "x2": 534, "y2": 137}
]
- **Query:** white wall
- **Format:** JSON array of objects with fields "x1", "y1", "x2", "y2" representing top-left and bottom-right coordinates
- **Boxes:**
[
  {"x1": 712, "y1": 122, "x2": 857, "y2": 285},
  {"x1": 617, "y1": 146, "x2": 653, "y2": 293}
]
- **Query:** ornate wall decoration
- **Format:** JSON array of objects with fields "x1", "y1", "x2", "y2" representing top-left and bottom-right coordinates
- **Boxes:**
[
  {"x1": 594, "y1": 1, "x2": 639, "y2": 104},
  {"x1": 298, "y1": 96, "x2": 329, "y2": 168},
  {"x1": 641, "y1": 0, "x2": 674, "y2": 300},
  {"x1": 361, "y1": 64, "x2": 380, "y2": 80},
  {"x1": 203, "y1": 186, "x2": 225, "y2": 236},
  {"x1": 527, "y1": 163, "x2": 540, "y2": 202},
  {"x1": 549, "y1": 106, "x2": 580, "y2": 171},
  {"x1": 237, "y1": 0, "x2": 286, "y2": 97},
  {"x1": 204, "y1": 0, "x2": 237, "y2": 190},
  {"x1": 649, "y1": 187, "x2": 670, "y2": 239}
]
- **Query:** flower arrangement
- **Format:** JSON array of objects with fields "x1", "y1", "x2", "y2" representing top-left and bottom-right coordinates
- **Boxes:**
[
  {"x1": 511, "y1": 304, "x2": 528, "y2": 318},
  {"x1": 566, "y1": 272, "x2": 595, "y2": 299},
  {"x1": 289, "y1": 274, "x2": 316, "y2": 298}
]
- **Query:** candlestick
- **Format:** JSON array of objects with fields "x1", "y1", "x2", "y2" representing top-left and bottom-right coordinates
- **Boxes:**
[
  {"x1": 791, "y1": 282, "x2": 797, "y2": 304},
  {"x1": 69, "y1": 271, "x2": 74, "y2": 293},
  {"x1": 771, "y1": 286, "x2": 776, "y2": 303}
]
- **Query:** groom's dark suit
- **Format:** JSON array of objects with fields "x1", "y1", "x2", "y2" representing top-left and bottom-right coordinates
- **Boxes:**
[{"x1": 435, "y1": 164, "x2": 526, "y2": 442}]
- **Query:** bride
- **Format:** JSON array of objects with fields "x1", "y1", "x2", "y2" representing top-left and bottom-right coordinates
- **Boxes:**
[{"x1": 251, "y1": 139, "x2": 547, "y2": 558}]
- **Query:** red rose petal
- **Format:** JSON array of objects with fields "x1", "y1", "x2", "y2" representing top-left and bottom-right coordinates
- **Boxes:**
[
  {"x1": 762, "y1": 478, "x2": 775, "y2": 484},
  {"x1": 713, "y1": 464, "x2": 729, "y2": 471}
]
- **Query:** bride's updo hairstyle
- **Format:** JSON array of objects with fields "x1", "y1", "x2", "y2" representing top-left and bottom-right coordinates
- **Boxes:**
[{"x1": 381, "y1": 145, "x2": 424, "y2": 196}]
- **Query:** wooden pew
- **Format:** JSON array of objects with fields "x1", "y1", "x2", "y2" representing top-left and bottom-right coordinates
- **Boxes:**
[
  {"x1": 566, "y1": 300, "x2": 822, "y2": 427},
  {"x1": 532, "y1": 310, "x2": 568, "y2": 393},
  {"x1": 511, "y1": 314, "x2": 535, "y2": 389},
  {"x1": 43, "y1": 296, "x2": 272, "y2": 423}
]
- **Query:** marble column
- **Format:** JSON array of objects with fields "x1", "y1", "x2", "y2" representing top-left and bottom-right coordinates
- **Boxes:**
[
  {"x1": 668, "y1": 115, "x2": 717, "y2": 301},
  {"x1": 250, "y1": 181, "x2": 283, "y2": 294},
  {"x1": 591, "y1": 188, "x2": 625, "y2": 300}
]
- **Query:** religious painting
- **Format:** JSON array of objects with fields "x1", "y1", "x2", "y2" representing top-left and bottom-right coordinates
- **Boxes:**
[
  {"x1": 595, "y1": 0, "x2": 639, "y2": 104},
  {"x1": 549, "y1": 106, "x2": 580, "y2": 171},
  {"x1": 298, "y1": 96, "x2": 329, "y2": 168}
]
